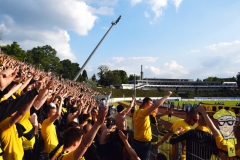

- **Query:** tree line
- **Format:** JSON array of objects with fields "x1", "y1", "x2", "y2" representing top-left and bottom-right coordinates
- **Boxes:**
[{"x1": 1, "y1": 41, "x2": 240, "y2": 88}]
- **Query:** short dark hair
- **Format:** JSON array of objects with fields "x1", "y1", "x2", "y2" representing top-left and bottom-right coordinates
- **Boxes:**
[
  {"x1": 64, "y1": 128, "x2": 83, "y2": 148},
  {"x1": 117, "y1": 104, "x2": 124, "y2": 112},
  {"x1": 46, "y1": 106, "x2": 56, "y2": 114},
  {"x1": 67, "y1": 121, "x2": 79, "y2": 129},
  {"x1": 142, "y1": 97, "x2": 152, "y2": 106},
  {"x1": 79, "y1": 114, "x2": 90, "y2": 124}
]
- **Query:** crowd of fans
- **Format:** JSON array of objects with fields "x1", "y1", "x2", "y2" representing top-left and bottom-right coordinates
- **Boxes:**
[{"x1": 0, "y1": 52, "x2": 240, "y2": 160}]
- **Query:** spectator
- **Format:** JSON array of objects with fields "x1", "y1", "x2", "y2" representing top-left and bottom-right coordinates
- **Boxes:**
[
  {"x1": 156, "y1": 109, "x2": 199, "y2": 160},
  {"x1": 132, "y1": 91, "x2": 172, "y2": 160},
  {"x1": 41, "y1": 95, "x2": 63, "y2": 158},
  {"x1": 56, "y1": 106, "x2": 108, "y2": 160},
  {"x1": 198, "y1": 105, "x2": 240, "y2": 158},
  {"x1": 169, "y1": 114, "x2": 218, "y2": 159}
]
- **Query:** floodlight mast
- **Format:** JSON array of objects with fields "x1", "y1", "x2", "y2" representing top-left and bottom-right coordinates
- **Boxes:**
[{"x1": 73, "y1": 15, "x2": 121, "y2": 81}]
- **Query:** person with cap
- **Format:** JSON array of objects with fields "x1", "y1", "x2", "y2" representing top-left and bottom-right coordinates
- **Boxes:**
[
  {"x1": 41, "y1": 95, "x2": 63, "y2": 159},
  {"x1": 155, "y1": 109, "x2": 199, "y2": 160},
  {"x1": 132, "y1": 91, "x2": 172, "y2": 160},
  {"x1": 198, "y1": 105, "x2": 240, "y2": 158}
]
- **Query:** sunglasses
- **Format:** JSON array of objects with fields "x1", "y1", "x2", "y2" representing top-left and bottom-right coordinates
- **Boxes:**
[{"x1": 218, "y1": 120, "x2": 235, "y2": 126}]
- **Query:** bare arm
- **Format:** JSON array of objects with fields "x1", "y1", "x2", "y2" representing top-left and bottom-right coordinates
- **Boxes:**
[
  {"x1": 2, "y1": 83, "x2": 22, "y2": 100},
  {"x1": 198, "y1": 105, "x2": 221, "y2": 137},
  {"x1": 49, "y1": 95, "x2": 63, "y2": 123},
  {"x1": 19, "y1": 76, "x2": 33, "y2": 91},
  {"x1": 0, "y1": 68, "x2": 17, "y2": 91},
  {"x1": 123, "y1": 95, "x2": 135, "y2": 115},
  {"x1": 73, "y1": 106, "x2": 108, "y2": 160},
  {"x1": 118, "y1": 130, "x2": 140, "y2": 160},
  {"x1": 147, "y1": 91, "x2": 172, "y2": 115},
  {"x1": 155, "y1": 127, "x2": 173, "y2": 147},
  {"x1": 33, "y1": 94, "x2": 48, "y2": 110}
]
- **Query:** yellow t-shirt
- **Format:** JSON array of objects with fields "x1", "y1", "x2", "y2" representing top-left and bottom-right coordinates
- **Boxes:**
[
  {"x1": 18, "y1": 111, "x2": 35, "y2": 150},
  {"x1": 56, "y1": 151, "x2": 85, "y2": 160},
  {"x1": 0, "y1": 117, "x2": 24, "y2": 160},
  {"x1": 41, "y1": 118, "x2": 59, "y2": 153},
  {"x1": 133, "y1": 108, "x2": 152, "y2": 142},
  {"x1": 52, "y1": 145, "x2": 63, "y2": 160},
  {"x1": 171, "y1": 119, "x2": 191, "y2": 160},
  {"x1": 0, "y1": 148, "x2": 3, "y2": 160},
  {"x1": 215, "y1": 135, "x2": 240, "y2": 159}
]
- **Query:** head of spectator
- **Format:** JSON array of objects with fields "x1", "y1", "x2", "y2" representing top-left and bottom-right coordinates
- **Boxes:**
[
  {"x1": 47, "y1": 103, "x2": 57, "y2": 118},
  {"x1": 83, "y1": 124, "x2": 92, "y2": 134},
  {"x1": 52, "y1": 96, "x2": 60, "y2": 105},
  {"x1": 117, "y1": 104, "x2": 124, "y2": 113},
  {"x1": 63, "y1": 127, "x2": 84, "y2": 151},
  {"x1": 198, "y1": 113, "x2": 207, "y2": 126},
  {"x1": 186, "y1": 110, "x2": 199, "y2": 126},
  {"x1": 140, "y1": 97, "x2": 153, "y2": 109},
  {"x1": 67, "y1": 121, "x2": 80, "y2": 129},
  {"x1": 79, "y1": 114, "x2": 90, "y2": 126}
]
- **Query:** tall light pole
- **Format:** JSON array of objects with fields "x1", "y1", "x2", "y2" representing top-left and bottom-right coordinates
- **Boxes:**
[
  {"x1": 134, "y1": 74, "x2": 136, "y2": 103},
  {"x1": 73, "y1": 15, "x2": 121, "y2": 81}
]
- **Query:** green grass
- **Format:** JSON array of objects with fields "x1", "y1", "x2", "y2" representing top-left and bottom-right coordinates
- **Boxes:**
[{"x1": 175, "y1": 100, "x2": 239, "y2": 107}]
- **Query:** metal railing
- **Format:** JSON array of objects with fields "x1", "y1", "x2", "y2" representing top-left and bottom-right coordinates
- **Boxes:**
[{"x1": 126, "y1": 115, "x2": 240, "y2": 160}]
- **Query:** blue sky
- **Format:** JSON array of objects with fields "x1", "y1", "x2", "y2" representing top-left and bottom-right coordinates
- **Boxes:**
[{"x1": 0, "y1": 0, "x2": 240, "y2": 81}]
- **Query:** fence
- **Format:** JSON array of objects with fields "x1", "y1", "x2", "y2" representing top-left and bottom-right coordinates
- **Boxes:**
[{"x1": 126, "y1": 115, "x2": 240, "y2": 160}]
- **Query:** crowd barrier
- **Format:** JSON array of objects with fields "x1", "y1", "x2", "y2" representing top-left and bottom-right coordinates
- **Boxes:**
[{"x1": 126, "y1": 115, "x2": 240, "y2": 160}]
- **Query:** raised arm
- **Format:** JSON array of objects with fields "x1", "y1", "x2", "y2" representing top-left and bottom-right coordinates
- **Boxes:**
[
  {"x1": 118, "y1": 130, "x2": 140, "y2": 160},
  {"x1": 8, "y1": 81, "x2": 43, "y2": 128},
  {"x1": 0, "y1": 68, "x2": 17, "y2": 91},
  {"x1": 198, "y1": 104, "x2": 221, "y2": 137},
  {"x1": 73, "y1": 106, "x2": 108, "y2": 160},
  {"x1": 123, "y1": 94, "x2": 135, "y2": 115},
  {"x1": 19, "y1": 75, "x2": 33, "y2": 92},
  {"x1": 49, "y1": 95, "x2": 63, "y2": 123},
  {"x1": 2, "y1": 83, "x2": 22, "y2": 100},
  {"x1": 147, "y1": 91, "x2": 172, "y2": 115}
]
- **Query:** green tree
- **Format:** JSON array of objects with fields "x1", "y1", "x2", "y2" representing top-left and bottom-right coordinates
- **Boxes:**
[
  {"x1": 59, "y1": 59, "x2": 80, "y2": 80},
  {"x1": 82, "y1": 69, "x2": 88, "y2": 81},
  {"x1": 26, "y1": 45, "x2": 61, "y2": 72},
  {"x1": 97, "y1": 65, "x2": 109, "y2": 85},
  {"x1": 128, "y1": 74, "x2": 140, "y2": 81},
  {"x1": 1, "y1": 41, "x2": 26, "y2": 61},
  {"x1": 237, "y1": 72, "x2": 240, "y2": 88},
  {"x1": 104, "y1": 70, "x2": 121, "y2": 86},
  {"x1": 112, "y1": 70, "x2": 128, "y2": 84},
  {"x1": 92, "y1": 74, "x2": 97, "y2": 82},
  {"x1": 196, "y1": 78, "x2": 202, "y2": 82}
]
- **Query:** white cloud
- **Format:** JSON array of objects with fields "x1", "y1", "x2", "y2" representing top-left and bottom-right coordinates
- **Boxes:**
[
  {"x1": 89, "y1": 6, "x2": 114, "y2": 15},
  {"x1": 84, "y1": 0, "x2": 118, "y2": 6},
  {"x1": 172, "y1": 0, "x2": 183, "y2": 11},
  {"x1": 112, "y1": 56, "x2": 158, "y2": 64},
  {"x1": 131, "y1": 0, "x2": 142, "y2": 6},
  {"x1": 148, "y1": 0, "x2": 168, "y2": 24},
  {"x1": 190, "y1": 49, "x2": 200, "y2": 54},
  {"x1": 205, "y1": 40, "x2": 240, "y2": 51},
  {"x1": 144, "y1": 11, "x2": 150, "y2": 18},
  {"x1": 143, "y1": 60, "x2": 189, "y2": 78},
  {"x1": 0, "y1": 0, "x2": 115, "y2": 61},
  {"x1": 131, "y1": 0, "x2": 183, "y2": 24}
]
